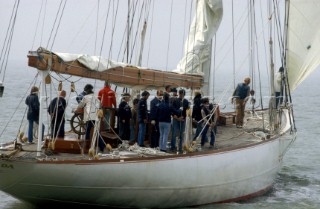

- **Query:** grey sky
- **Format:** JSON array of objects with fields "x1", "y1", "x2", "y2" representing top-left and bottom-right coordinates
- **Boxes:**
[
  {"x1": 1, "y1": 1, "x2": 273, "y2": 71},
  {"x1": 1, "y1": 0, "x2": 304, "y2": 96}
]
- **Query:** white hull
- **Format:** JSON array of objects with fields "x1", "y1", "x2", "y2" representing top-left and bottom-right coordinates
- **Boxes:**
[{"x1": 0, "y1": 131, "x2": 295, "y2": 208}]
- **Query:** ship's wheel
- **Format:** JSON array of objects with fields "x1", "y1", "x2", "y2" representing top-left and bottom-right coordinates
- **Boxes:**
[{"x1": 70, "y1": 113, "x2": 86, "y2": 135}]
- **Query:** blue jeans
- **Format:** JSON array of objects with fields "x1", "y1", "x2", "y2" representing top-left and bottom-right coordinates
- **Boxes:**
[
  {"x1": 171, "y1": 119, "x2": 186, "y2": 152},
  {"x1": 138, "y1": 123, "x2": 146, "y2": 146},
  {"x1": 28, "y1": 120, "x2": 45, "y2": 143},
  {"x1": 201, "y1": 125, "x2": 217, "y2": 146},
  {"x1": 159, "y1": 122, "x2": 171, "y2": 151}
]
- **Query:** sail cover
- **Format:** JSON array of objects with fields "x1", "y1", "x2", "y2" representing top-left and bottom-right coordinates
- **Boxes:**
[
  {"x1": 175, "y1": 0, "x2": 223, "y2": 74},
  {"x1": 55, "y1": 52, "x2": 128, "y2": 71},
  {"x1": 287, "y1": 0, "x2": 320, "y2": 91}
]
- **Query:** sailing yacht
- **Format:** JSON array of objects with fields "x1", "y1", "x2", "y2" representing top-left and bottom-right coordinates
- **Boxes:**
[{"x1": 0, "y1": 0, "x2": 319, "y2": 208}]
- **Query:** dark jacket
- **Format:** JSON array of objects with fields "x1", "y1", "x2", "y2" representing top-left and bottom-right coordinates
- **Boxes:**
[
  {"x1": 48, "y1": 96, "x2": 67, "y2": 122},
  {"x1": 172, "y1": 97, "x2": 189, "y2": 118},
  {"x1": 118, "y1": 101, "x2": 132, "y2": 122},
  {"x1": 233, "y1": 83, "x2": 250, "y2": 100},
  {"x1": 150, "y1": 97, "x2": 161, "y2": 121},
  {"x1": 138, "y1": 98, "x2": 148, "y2": 123},
  {"x1": 25, "y1": 93, "x2": 40, "y2": 122},
  {"x1": 192, "y1": 94, "x2": 202, "y2": 121},
  {"x1": 157, "y1": 101, "x2": 176, "y2": 123}
]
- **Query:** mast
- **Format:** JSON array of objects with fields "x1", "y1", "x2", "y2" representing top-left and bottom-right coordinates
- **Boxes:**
[
  {"x1": 203, "y1": 40, "x2": 213, "y2": 99},
  {"x1": 126, "y1": 0, "x2": 130, "y2": 64},
  {"x1": 283, "y1": 0, "x2": 290, "y2": 104},
  {"x1": 269, "y1": 2, "x2": 275, "y2": 104},
  {"x1": 268, "y1": 0, "x2": 276, "y2": 132},
  {"x1": 36, "y1": 58, "x2": 50, "y2": 156},
  {"x1": 283, "y1": 0, "x2": 297, "y2": 131}
]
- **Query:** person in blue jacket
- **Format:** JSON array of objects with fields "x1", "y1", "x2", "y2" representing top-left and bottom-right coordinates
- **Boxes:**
[
  {"x1": 157, "y1": 92, "x2": 177, "y2": 152},
  {"x1": 171, "y1": 89, "x2": 189, "y2": 153},
  {"x1": 137, "y1": 91, "x2": 150, "y2": 147},
  {"x1": 232, "y1": 77, "x2": 251, "y2": 128},
  {"x1": 149, "y1": 90, "x2": 163, "y2": 148},
  {"x1": 25, "y1": 86, "x2": 44, "y2": 143}
]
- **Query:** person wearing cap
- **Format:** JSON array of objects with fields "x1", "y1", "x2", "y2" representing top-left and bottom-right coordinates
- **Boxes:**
[
  {"x1": 232, "y1": 77, "x2": 251, "y2": 128},
  {"x1": 137, "y1": 90, "x2": 150, "y2": 147},
  {"x1": 118, "y1": 93, "x2": 132, "y2": 141},
  {"x1": 76, "y1": 84, "x2": 93, "y2": 104},
  {"x1": 149, "y1": 90, "x2": 163, "y2": 148},
  {"x1": 48, "y1": 90, "x2": 67, "y2": 138},
  {"x1": 200, "y1": 97, "x2": 218, "y2": 148},
  {"x1": 25, "y1": 86, "x2": 44, "y2": 143},
  {"x1": 98, "y1": 81, "x2": 117, "y2": 132},
  {"x1": 171, "y1": 88, "x2": 189, "y2": 153}
]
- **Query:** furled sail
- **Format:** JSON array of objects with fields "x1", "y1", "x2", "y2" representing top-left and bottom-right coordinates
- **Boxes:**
[
  {"x1": 174, "y1": 0, "x2": 223, "y2": 74},
  {"x1": 287, "y1": 0, "x2": 320, "y2": 91},
  {"x1": 27, "y1": 48, "x2": 203, "y2": 89}
]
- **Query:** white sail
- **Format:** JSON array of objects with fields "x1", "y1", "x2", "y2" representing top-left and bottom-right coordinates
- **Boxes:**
[
  {"x1": 287, "y1": 0, "x2": 320, "y2": 91},
  {"x1": 174, "y1": 0, "x2": 223, "y2": 74}
]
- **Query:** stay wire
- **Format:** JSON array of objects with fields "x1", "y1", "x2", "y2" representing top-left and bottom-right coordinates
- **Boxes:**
[
  {"x1": 40, "y1": 0, "x2": 48, "y2": 47},
  {"x1": 96, "y1": 0, "x2": 111, "y2": 68},
  {"x1": 182, "y1": 0, "x2": 195, "y2": 74},
  {"x1": 0, "y1": 0, "x2": 20, "y2": 83},
  {"x1": 129, "y1": 1, "x2": 146, "y2": 64},
  {"x1": 146, "y1": 0, "x2": 155, "y2": 66},
  {"x1": 45, "y1": 0, "x2": 65, "y2": 50},
  {"x1": 107, "y1": 0, "x2": 120, "y2": 67},
  {"x1": 0, "y1": 0, "x2": 16, "y2": 74},
  {"x1": 31, "y1": 0, "x2": 44, "y2": 50},
  {"x1": 273, "y1": 0, "x2": 285, "y2": 66},
  {"x1": 126, "y1": 0, "x2": 141, "y2": 63},
  {"x1": 94, "y1": 0, "x2": 100, "y2": 54},
  {"x1": 253, "y1": 4, "x2": 264, "y2": 110},
  {"x1": 0, "y1": 74, "x2": 38, "y2": 138},
  {"x1": 165, "y1": 0, "x2": 174, "y2": 70},
  {"x1": 232, "y1": 0, "x2": 236, "y2": 89},
  {"x1": 49, "y1": 0, "x2": 67, "y2": 51},
  {"x1": 180, "y1": 0, "x2": 189, "y2": 57},
  {"x1": 0, "y1": 0, "x2": 18, "y2": 73}
]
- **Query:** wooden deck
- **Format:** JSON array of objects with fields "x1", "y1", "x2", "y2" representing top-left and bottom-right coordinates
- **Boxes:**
[{"x1": 0, "y1": 110, "x2": 274, "y2": 162}]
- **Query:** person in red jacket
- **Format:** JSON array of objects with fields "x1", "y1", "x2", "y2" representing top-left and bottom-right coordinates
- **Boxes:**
[{"x1": 98, "y1": 81, "x2": 117, "y2": 132}]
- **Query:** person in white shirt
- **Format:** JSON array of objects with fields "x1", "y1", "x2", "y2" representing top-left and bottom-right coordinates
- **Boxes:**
[
  {"x1": 77, "y1": 84, "x2": 104, "y2": 152},
  {"x1": 274, "y1": 67, "x2": 284, "y2": 108}
]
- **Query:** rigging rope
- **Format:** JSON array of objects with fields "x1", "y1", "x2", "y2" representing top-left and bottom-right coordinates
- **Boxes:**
[
  {"x1": 31, "y1": 0, "x2": 45, "y2": 50},
  {"x1": 0, "y1": 0, "x2": 20, "y2": 83},
  {"x1": 146, "y1": 0, "x2": 154, "y2": 66},
  {"x1": 129, "y1": 1, "x2": 146, "y2": 64},
  {"x1": 0, "y1": 75, "x2": 38, "y2": 138},
  {"x1": 232, "y1": 0, "x2": 236, "y2": 89},
  {"x1": 46, "y1": 0, "x2": 67, "y2": 50},
  {"x1": 165, "y1": 0, "x2": 174, "y2": 71}
]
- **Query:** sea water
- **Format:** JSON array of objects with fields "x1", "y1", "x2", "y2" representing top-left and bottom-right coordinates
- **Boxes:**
[{"x1": 0, "y1": 63, "x2": 319, "y2": 209}]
